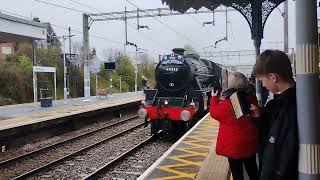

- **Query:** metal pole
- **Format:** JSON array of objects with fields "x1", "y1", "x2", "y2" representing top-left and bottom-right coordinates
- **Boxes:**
[
  {"x1": 135, "y1": 50, "x2": 138, "y2": 93},
  {"x1": 83, "y1": 14, "x2": 91, "y2": 99},
  {"x1": 69, "y1": 27, "x2": 72, "y2": 55},
  {"x1": 135, "y1": 69, "x2": 137, "y2": 93},
  {"x1": 137, "y1": 8, "x2": 139, "y2": 29},
  {"x1": 32, "y1": 41, "x2": 36, "y2": 65},
  {"x1": 124, "y1": 6, "x2": 127, "y2": 56},
  {"x1": 68, "y1": 27, "x2": 72, "y2": 97},
  {"x1": 33, "y1": 71, "x2": 37, "y2": 103},
  {"x1": 120, "y1": 75, "x2": 122, "y2": 93},
  {"x1": 296, "y1": 0, "x2": 320, "y2": 179},
  {"x1": 284, "y1": 0, "x2": 289, "y2": 53},
  {"x1": 251, "y1": 1, "x2": 264, "y2": 107},
  {"x1": 254, "y1": 39, "x2": 263, "y2": 107},
  {"x1": 96, "y1": 74, "x2": 98, "y2": 97},
  {"x1": 32, "y1": 40, "x2": 37, "y2": 103},
  {"x1": 212, "y1": 12, "x2": 215, "y2": 26},
  {"x1": 110, "y1": 71, "x2": 113, "y2": 96},
  {"x1": 225, "y1": 7, "x2": 228, "y2": 40},
  {"x1": 136, "y1": 48, "x2": 138, "y2": 65},
  {"x1": 63, "y1": 37, "x2": 67, "y2": 102},
  {"x1": 54, "y1": 72, "x2": 57, "y2": 101}
]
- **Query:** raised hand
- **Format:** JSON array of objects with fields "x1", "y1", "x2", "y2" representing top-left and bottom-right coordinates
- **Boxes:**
[
  {"x1": 250, "y1": 104, "x2": 261, "y2": 118},
  {"x1": 211, "y1": 90, "x2": 219, "y2": 97}
]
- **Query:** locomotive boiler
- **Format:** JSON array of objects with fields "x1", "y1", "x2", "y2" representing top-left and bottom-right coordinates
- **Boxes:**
[{"x1": 138, "y1": 48, "x2": 227, "y2": 135}]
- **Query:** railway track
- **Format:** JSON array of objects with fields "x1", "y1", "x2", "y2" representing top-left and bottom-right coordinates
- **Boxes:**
[
  {"x1": 83, "y1": 133, "x2": 176, "y2": 180},
  {"x1": 83, "y1": 134, "x2": 156, "y2": 179},
  {"x1": 0, "y1": 115, "x2": 144, "y2": 179},
  {"x1": 26, "y1": 123, "x2": 151, "y2": 179}
]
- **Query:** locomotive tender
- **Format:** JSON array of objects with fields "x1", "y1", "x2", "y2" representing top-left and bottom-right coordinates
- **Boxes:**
[{"x1": 138, "y1": 48, "x2": 231, "y2": 134}]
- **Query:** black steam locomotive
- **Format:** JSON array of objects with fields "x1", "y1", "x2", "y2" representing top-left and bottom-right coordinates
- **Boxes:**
[{"x1": 138, "y1": 48, "x2": 231, "y2": 134}]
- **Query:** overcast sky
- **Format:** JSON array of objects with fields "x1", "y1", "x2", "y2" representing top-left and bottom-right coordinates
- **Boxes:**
[{"x1": 1, "y1": 0, "x2": 319, "y2": 65}]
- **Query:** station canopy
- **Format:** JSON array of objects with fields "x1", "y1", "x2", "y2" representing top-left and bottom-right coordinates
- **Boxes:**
[{"x1": 161, "y1": 0, "x2": 285, "y2": 13}]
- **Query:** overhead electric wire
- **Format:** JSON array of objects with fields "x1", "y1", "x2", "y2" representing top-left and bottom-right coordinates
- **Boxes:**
[
  {"x1": 67, "y1": 0, "x2": 170, "y2": 51},
  {"x1": 51, "y1": 23, "x2": 122, "y2": 44},
  {"x1": 226, "y1": 16, "x2": 239, "y2": 51},
  {"x1": 1, "y1": 8, "x2": 122, "y2": 44},
  {"x1": 33, "y1": 0, "x2": 87, "y2": 13},
  {"x1": 67, "y1": 0, "x2": 102, "y2": 13},
  {"x1": 32, "y1": 0, "x2": 178, "y2": 52},
  {"x1": 125, "y1": 0, "x2": 201, "y2": 48},
  {"x1": 188, "y1": 14, "x2": 212, "y2": 34}
]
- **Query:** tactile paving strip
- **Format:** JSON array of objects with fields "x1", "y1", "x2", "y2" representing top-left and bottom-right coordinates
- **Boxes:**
[{"x1": 143, "y1": 115, "x2": 219, "y2": 180}]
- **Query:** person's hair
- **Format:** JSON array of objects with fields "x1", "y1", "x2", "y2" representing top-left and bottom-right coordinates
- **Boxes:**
[
  {"x1": 228, "y1": 72, "x2": 250, "y2": 89},
  {"x1": 254, "y1": 50, "x2": 293, "y2": 81}
]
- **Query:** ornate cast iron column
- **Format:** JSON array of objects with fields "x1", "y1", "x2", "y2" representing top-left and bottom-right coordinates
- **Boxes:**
[
  {"x1": 231, "y1": 1, "x2": 284, "y2": 106},
  {"x1": 162, "y1": 0, "x2": 285, "y2": 106}
]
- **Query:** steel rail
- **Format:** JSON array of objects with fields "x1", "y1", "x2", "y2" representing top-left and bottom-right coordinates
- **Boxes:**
[
  {"x1": 0, "y1": 115, "x2": 138, "y2": 167},
  {"x1": 82, "y1": 134, "x2": 156, "y2": 179},
  {"x1": 10, "y1": 119, "x2": 145, "y2": 179}
]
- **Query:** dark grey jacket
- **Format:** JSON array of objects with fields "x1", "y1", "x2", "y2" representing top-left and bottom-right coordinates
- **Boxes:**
[{"x1": 259, "y1": 86, "x2": 298, "y2": 180}]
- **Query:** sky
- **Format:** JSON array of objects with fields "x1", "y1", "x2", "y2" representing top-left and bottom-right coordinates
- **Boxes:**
[{"x1": 1, "y1": 0, "x2": 319, "y2": 66}]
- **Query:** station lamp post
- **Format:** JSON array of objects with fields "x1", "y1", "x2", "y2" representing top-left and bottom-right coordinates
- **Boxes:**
[{"x1": 61, "y1": 34, "x2": 75, "y2": 103}]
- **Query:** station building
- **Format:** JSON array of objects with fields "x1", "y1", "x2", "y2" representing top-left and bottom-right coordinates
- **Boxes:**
[{"x1": 0, "y1": 13, "x2": 59, "y2": 61}]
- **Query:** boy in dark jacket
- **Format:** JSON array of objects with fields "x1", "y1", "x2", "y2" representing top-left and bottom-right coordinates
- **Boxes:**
[{"x1": 250, "y1": 50, "x2": 298, "y2": 180}]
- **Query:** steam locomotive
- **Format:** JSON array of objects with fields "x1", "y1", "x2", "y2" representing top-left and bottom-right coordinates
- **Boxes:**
[{"x1": 138, "y1": 48, "x2": 231, "y2": 134}]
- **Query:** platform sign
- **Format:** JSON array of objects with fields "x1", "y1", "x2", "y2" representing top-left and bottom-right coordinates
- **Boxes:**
[
  {"x1": 33, "y1": 66, "x2": 56, "y2": 73},
  {"x1": 161, "y1": 54, "x2": 184, "y2": 65},
  {"x1": 104, "y1": 61, "x2": 116, "y2": 70},
  {"x1": 90, "y1": 56, "x2": 101, "y2": 74}
]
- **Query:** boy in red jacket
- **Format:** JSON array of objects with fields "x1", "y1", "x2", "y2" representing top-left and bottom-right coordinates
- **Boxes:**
[{"x1": 210, "y1": 72, "x2": 259, "y2": 180}]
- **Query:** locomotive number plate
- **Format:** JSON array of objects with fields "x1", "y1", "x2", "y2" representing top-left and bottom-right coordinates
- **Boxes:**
[{"x1": 166, "y1": 67, "x2": 178, "y2": 72}]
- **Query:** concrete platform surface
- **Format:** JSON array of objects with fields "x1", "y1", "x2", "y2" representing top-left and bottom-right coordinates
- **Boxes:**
[{"x1": 0, "y1": 92, "x2": 143, "y2": 131}]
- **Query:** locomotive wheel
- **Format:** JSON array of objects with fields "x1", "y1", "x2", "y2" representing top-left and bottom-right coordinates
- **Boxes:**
[
  {"x1": 171, "y1": 121, "x2": 188, "y2": 136},
  {"x1": 151, "y1": 119, "x2": 159, "y2": 134}
]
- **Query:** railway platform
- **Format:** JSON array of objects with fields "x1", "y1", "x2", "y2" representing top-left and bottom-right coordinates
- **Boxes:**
[
  {"x1": 0, "y1": 92, "x2": 143, "y2": 130},
  {"x1": 0, "y1": 92, "x2": 144, "y2": 148},
  {"x1": 138, "y1": 114, "x2": 231, "y2": 180}
]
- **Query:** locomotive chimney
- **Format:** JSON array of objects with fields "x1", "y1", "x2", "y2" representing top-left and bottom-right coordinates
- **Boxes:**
[{"x1": 172, "y1": 48, "x2": 185, "y2": 56}]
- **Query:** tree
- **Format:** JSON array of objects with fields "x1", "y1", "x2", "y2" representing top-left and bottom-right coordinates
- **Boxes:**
[
  {"x1": 102, "y1": 48, "x2": 121, "y2": 61},
  {"x1": 72, "y1": 41, "x2": 84, "y2": 65},
  {"x1": 138, "y1": 53, "x2": 156, "y2": 88},
  {"x1": 116, "y1": 55, "x2": 135, "y2": 91}
]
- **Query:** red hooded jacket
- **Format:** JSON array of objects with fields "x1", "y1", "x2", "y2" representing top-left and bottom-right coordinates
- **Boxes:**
[{"x1": 210, "y1": 94, "x2": 258, "y2": 159}]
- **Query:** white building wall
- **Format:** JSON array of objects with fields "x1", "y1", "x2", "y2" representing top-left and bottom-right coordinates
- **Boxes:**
[{"x1": 0, "y1": 18, "x2": 47, "y2": 40}]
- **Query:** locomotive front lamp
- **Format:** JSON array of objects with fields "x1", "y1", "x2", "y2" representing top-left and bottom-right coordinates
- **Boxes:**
[
  {"x1": 164, "y1": 100, "x2": 169, "y2": 107},
  {"x1": 181, "y1": 110, "x2": 191, "y2": 121},
  {"x1": 190, "y1": 100, "x2": 195, "y2": 108},
  {"x1": 138, "y1": 108, "x2": 148, "y2": 119}
]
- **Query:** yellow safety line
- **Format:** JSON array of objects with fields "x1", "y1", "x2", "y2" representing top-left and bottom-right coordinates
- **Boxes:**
[
  {"x1": 156, "y1": 164, "x2": 198, "y2": 179},
  {"x1": 175, "y1": 148, "x2": 209, "y2": 156},
  {"x1": 153, "y1": 116, "x2": 220, "y2": 180}
]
